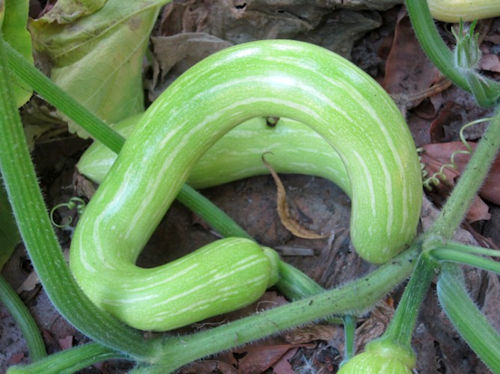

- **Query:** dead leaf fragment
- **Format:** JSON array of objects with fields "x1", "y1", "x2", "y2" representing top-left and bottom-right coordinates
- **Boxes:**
[
  {"x1": 58, "y1": 335, "x2": 74, "y2": 350},
  {"x1": 237, "y1": 344, "x2": 298, "y2": 374},
  {"x1": 285, "y1": 324, "x2": 343, "y2": 345},
  {"x1": 383, "y1": 10, "x2": 441, "y2": 111},
  {"x1": 355, "y1": 300, "x2": 394, "y2": 352},
  {"x1": 262, "y1": 154, "x2": 327, "y2": 239},
  {"x1": 480, "y1": 54, "x2": 500, "y2": 73},
  {"x1": 273, "y1": 347, "x2": 298, "y2": 374},
  {"x1": 179, "y1": 360, "x2": 237, "y2": 374},
  {"x1": 16, "y1": 271, "x2": 40, "y2": 293}
]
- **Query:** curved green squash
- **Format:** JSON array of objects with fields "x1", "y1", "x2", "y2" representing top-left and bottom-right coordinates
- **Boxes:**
[{"x1": 71, "y1": 40, "x2": 422, "y2": 331}]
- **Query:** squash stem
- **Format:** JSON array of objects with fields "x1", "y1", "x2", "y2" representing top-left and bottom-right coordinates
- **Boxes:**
[
  {"x1": 430, "y1": 248, "x2": 500, "y2": 274},
  {"x1": 342, "y1": 315, "x2": 356, "y2": 361},
  {"x1": 442, "y1": 241, "x2": 500, "y2": 257},
  {"x1": 6, "y1": 343, "x2": 124, "y2": 374},
  {"x1": 437, "y1": 263, "x2": 500, "y2": 373},
  {"x1": 375, "y1": 253, "x2": 437, "y2": 354},
  {"x1": 0, "y1": 274, "x2": 46, "y2": 361}
]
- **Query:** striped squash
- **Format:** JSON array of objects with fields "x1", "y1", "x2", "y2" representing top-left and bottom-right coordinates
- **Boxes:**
[
  {"x1": 70, "y1": 40, "x2": 422, "y2": 331},
  {"x1": 428, "y1": 0, "x2": 500, "y2": 22}
]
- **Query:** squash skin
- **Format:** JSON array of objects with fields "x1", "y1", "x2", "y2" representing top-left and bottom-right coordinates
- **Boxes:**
[
  {"x1": 428, "y1": 0, "x2": 500, "y2": 22},
  {"x1": 71, "y1": 40, "x2": 422, "y2": 331}
]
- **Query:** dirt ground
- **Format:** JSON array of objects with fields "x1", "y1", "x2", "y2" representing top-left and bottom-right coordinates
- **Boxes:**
[{"x1": 1, "y1": 1, "x2": 499, "y2": 373}]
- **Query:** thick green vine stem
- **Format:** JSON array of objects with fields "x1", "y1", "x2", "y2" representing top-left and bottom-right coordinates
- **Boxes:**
[
  {"x1": 437, "y1": 264, "x2": 500, "y2": 373},
  {"x1": 338, "y1": 251, "x2": 438, "y2": 374},
  {"x1": 6, "y1": 343, "x2": 124, "y2": 374},
  {"x1": 70, "y1": 40, "x2": 422, "y2": 331},
  {"x1": 0, "y1": 31, "x2": 158, "y2": 362},
  {"x1": 2, "y1": 40, "x2": 124, "y2": 152},
  {"x1": 373, "y1": 252, "x2": 438, "y2": 356},
  {"x1": 0, "y1": 274, "x2": 46, "y2": 361},
  {"x1": 342, "y1": 315, "x2": 356, "y2": 362},
  {"x1": 442, "y1": 241, "x2": 500, "y2": 257},
  {"x1": 406, "y1": 0, "x2": 500, "y2": 107}
]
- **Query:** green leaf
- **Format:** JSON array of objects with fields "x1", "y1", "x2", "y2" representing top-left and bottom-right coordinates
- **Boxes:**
[
  {"x1": 0, "y1": 176, "x2": 21, "y2": 270},
  {"x1": 1, "y1": 0, "x2": 33, "y2": 107},
  {"x1": 29, "y1": 0, "x2": 164, "y2": 138}
]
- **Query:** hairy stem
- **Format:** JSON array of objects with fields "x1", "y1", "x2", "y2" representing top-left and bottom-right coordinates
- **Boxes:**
[
  {"x1": 6, "y1": 343, "x2": 124, "y2": 374},
  {"x1": 343, "y1": 315, "x2": 356, "y2": 361},
  {"x1": 378, "y1": 253, "x2": 437, "y2": 353},
  {"x1": 8, "y1": 246, "x2": 418, "y2": 373},
  {"x1": 430, "y1": 248, "x2": 500, "y2": 274},
  {"x1": 437, "y1": 264, "x2": 500, "y2": 373},
  {"x1": 0, "y1": 274, "x2": 46, "y2": 361},
  {"x1": 444, "y1": 241, "x2": 500, "y2": 257}
]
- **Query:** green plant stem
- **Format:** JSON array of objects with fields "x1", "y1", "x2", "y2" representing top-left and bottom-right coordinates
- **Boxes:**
[
  {"x1": 437, "y1": 263, "x2": 500, "y2": 373},
  {"x1": 444, "y1": 241, "x2": 500, "y2": 257},
  {"x1": 429, "y1": 109, "x2": 500, "y2": 239},
  {"x1": 430, "y1": 248, "x2": 500, "y2": 274},
  {"x1": 378, "y1": 253, "x2": 437, "y2": 353},
  {"x1": 0, "y1": 273, "x2": 46, "y2": 361},
  {"x1": 3, "y1": 41, "x2": 124, "y2": 152},
  {"x1": 276, "y1": 261, "x2": 342, "y2": 324},
  {"x1": 0, "y1": 31, "x2": 157, "y2": 362},
  {"x1": 175, "y1": 184, "x2": 252, "y2": 240},
  {"x1": 276, "y1": 261, "x2": 325, "y2": 299},
  {"x1": 6, "y1": 343, "x2": 125, "y2": 374},
  {"x1": 343, "y1": 315, "x2": 356, "y2": 361},
  {"x1": 405, "y1": 0, "x2": 500, "y2": 107}
]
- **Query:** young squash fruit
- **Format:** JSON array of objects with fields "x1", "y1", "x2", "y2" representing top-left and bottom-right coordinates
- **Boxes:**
[{"x1": 338, "y1": 341, "x2": 416, "y2": 374}]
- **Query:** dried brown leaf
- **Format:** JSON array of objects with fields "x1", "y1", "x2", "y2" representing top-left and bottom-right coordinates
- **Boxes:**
[
  {"x1": 58, "y1": 335, "x2": 74, "y2": 350},
  {"x1": 262, "y1": 154, "x2": 327, "y2": 239},
  {"x1": 237, "y1": 344, "x2": 297, "y2": 374},
  {"x1": 355, "y1": 300, "x2": 394, "y2": 351},
  {"x1": 284, "y1": 324, "x2": 343, "y2": 345},
  {"x1": 180, "y1": 360, "x2": 237, "y2": 374},
  {"x1": 421, "y1": 141, "x2": 500, "y2": 221},
  {"x1": 273, "y1": 347, "x2": 298, "y2": 374},
  {"x1": 16, "y1": 272, "x2": 40, "y2": 293},
  {"x1": 480, "y1": 54, "x2": 500, "y2": 73},
  {"x1": 383, "y1": 10, "x2": 441, "y2": 111}
]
